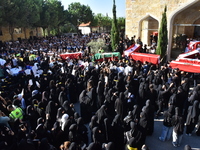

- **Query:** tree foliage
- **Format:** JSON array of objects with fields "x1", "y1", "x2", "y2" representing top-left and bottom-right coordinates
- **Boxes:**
[
  {"x1": 91, "y1": 13, "x2": 112, "y2": 33},
  {"x1": 0, "y1": 0, "x2": 20, "y2": 40},
  {"x1": 0, "y1": 0, "x2": 114, "y2": 39},
  {"x1": 117, "y1": 17, "x2": 125, "y2": 31},
  {"x1": 156, "y1": 6, "x2": 168, "y2": 60},
  {"x1": 87, "y1": 38, "x2": 108, "y2": 54},
  {"x1": 111, "y1": 0, "x2": 119, "y2": 51},
  {"x1": 68, "y1": 2, "x2": 93, "y2": 34}
]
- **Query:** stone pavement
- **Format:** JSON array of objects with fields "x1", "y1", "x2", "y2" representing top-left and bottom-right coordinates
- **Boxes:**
[
  {"x1": 146, "y1": 118, "x2": 200, "y2": 150},
  {"x1": 74, "y1": 102, "x2": 200, "y2": 150}
]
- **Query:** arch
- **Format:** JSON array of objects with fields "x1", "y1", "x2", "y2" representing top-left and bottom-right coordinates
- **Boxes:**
[
  {"x1": 167, "y1": 0, "x2": 199, "y2": 60},
  {"x1": 138, "y1": 14, "x2": 159, "y2": 46}
]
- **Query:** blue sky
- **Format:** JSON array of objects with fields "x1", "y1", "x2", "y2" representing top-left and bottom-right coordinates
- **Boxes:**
[{"x1": 60, "y1": 0, "x2": 125, "y2": 17}]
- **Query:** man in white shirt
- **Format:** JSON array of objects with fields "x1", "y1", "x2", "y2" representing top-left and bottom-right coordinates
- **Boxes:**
[
  {"x1": 117, "y1": 64, "x2": 124, "y2": 73},
  {"x1": 124, "y1": 63, "x2": 133, "y2": 75}
]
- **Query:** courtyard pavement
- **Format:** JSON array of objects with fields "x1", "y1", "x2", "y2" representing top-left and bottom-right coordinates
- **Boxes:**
[
  {"x1": 146, "y1": 118, "x2": 200, "y2": 150},
  {"x1": 74, "y1": 102, "x2": 200, "y2": 150}
]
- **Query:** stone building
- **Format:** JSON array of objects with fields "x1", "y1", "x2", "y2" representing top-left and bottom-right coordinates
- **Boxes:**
[
  {"x1": 0, "y1": 27, "x2": 43, "y2": 43},
  {"x1": 126, "y1": 0, "x2": 200, "y2": 60}
]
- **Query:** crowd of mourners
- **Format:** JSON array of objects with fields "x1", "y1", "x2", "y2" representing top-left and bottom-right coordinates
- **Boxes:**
[{"x1": 0, "y1": 34, "x2": 199, "y2": 150}]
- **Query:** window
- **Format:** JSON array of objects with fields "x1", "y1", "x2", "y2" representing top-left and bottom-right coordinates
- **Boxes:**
[{"x1": 14, "y1": 28, "x2": 22, "y2": 34}]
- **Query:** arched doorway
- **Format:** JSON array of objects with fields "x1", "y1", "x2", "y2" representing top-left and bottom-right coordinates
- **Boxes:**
[
  {"x1": 193, "y1": 17, "x2": 200, "y2": 38},
  {"x1": 168, "y1": 0, "x2": 200, "y2": 60},
  {"x1": 139, "y1": 15, "x2": 159, "y2": 46}
]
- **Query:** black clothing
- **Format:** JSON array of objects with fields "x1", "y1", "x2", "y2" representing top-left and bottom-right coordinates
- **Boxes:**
[
  {"x1": 111, "y1": 115, "x2": 124, "y2": 150},
  {"x1": 171, "y1": 107, "x2": 184, "y2": 135},
  {"x1": 186, "y1": 101, "x2": 199, "y2": 134}
]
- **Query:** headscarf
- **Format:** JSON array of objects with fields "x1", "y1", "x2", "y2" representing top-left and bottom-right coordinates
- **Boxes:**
[
  {"x1": 112, "y1": 114, "x2": 121, "y2": 127},
  {"x1": 92, "y1": 127, "x2": 102, "y2": 143},
  {"x1": 96, "y1": 105, "x2": 107, "y2": 124},
  {"x1": 45, "y1": 101, "x2": 56, "y2": 114},
  {"x1": 60, "y1": 113, "x2": 69, "y2": 130},
  {"x1": 190, "y1": 100, "x2": 199, "y2": 118},
  {"x1": 184, "y1": 145, "x2": 192, "y2": 150},
  {"x1": 132, "y1": 105, "x2": 141, "y2": 121},
  {"x1": 89, "y1": 115, "x2": 99, "y2": 129},
  {"x1": 105, "y1": 142, "x2": 115, "y2": 150},
  {"x1": 37, "y1": 117, "x2": 44, "y2": 126},
  {"x1": 128, "y1": 137, "x2": 138, "y2": 149},
  {"x1": 68, "y1": 142, "x2": 78, "y2": 150},
  {"x1": 79, "y1": 90, "x2": 87, "y2": 103},
  {"x1": 56, "y1": 107, "x2": 64, "y2": 120},
  {"x1": 39, "y1": 138, "x2": 50, "y2": 150},
  {"x1": 87, "y1": 142, "x2": 102, "y2": 150}
]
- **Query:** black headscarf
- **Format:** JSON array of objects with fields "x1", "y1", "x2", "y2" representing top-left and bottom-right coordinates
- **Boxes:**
[
  {"x1": 186, "y1": 100, "x2": 199, "y2": 125},
  {"x1": 79, "y1": 90, "x2": 87, "y2": 103},
  {"x1": 58, "y1": 90, "x2": 66, "y2": 106},
  {"x1": 92, "y1": 127, "x2": 103, "y2": 143},
  {"x1": 68, "y1": 142, "x2": 80, "y2": 150},
  {"x1": 45, "y1": 101, "x2": 56, "y2": 116},
  {"x1": 39, "y1": 138, "x2": 50, "y2": 150},
  {"x1": 190, "y1": 100, "x2": 199, "y2": 118},
  {"x1": 115, "y1": 92, "x2": 125, "y2": 121},
  {"x1": 105, "y1": 142, "x2": 115, "y2": 150},
  {"x1": 89, "y1": 115, "x2": 99, "y2": 129},
  {"x1": 87, "y1": 142, "x2": 102, "y2": 150},
  {"x1": 96, "y1": 105, "x2": 108, "y2": 124},
  {"x1": 132, "y1": 105, "x2": 141, "y2": 122},
  {"x1": 184, "y1": 145, "x2": 192, "y2": 150}
]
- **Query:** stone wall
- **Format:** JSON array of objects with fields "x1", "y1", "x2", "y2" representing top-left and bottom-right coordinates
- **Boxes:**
[
  {"x1": 126, "y1": 0, "x2": 195, "y2": 43},
  {"x1": 0, "y1": 27, "x2": 43, "y2": 42}
]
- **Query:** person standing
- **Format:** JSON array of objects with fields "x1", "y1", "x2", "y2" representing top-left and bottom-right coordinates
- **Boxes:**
[
  {"x1": 185, "y1": 100, "x2": 199, "y2": 136},
  {"x1": 7, "y1": 105, "x2": 24, "y2": 132},
  {"x1": 171, "y1": 107, "x2": 184, "y2": 147},
  {"x1": 159, "y1": 105, "x2": 175, "y2": 141},
  {"x1": 7, "y1": 105, "x2": 24, "y2": 122}
]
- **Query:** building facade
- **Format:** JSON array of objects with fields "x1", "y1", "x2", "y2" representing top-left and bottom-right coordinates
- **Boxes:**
[
  {"x1": 0, "y1": 26, "x2": 43, "y2": 42},
  {"x1": 126, "y1": 0, "x2": 200, "y2": 60}
]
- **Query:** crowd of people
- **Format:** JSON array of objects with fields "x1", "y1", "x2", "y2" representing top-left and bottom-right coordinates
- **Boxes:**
[{"x1": 0, "y1": 34, "x2": 198, "y2": 150}]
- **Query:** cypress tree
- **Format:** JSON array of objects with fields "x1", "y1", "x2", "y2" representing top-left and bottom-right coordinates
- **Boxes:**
[
  {"x1": 111, "y1": 0, "x2": 119, "y2": 51},
  {"x1": 156, "y1": 6, "x2": 168, "y2": 61}
]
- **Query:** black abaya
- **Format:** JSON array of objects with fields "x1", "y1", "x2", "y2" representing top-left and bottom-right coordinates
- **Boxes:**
[{"x1": 186, "y1": 100, "x2": 199, "y2": 134}]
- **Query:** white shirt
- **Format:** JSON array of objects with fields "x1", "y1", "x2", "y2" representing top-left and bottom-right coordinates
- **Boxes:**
[
  {"x1": 117, "y1": 66, "x2": 124, "y2": 73},
  {"x1": 124, "y1": 66, "x2": 133, "y2": 75}
]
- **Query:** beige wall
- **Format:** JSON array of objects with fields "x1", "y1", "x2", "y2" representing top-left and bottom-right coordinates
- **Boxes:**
[
  {"x1": 0, "y1": 27, "x2": 43, "y2": 42},
  {"x1": 126, "y1": 0, "x2": 195, "y2": 41}
]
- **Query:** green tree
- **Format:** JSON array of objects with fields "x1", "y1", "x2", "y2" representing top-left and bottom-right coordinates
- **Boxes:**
[
  {"x1": 156, "y1": 6, "x2": 168, "y2": 61},
  {"x1": 68, "y1": 2, "x2": 93, "y2": 35},
  {"x1": 54, "y1": 2, "x2": 68, "y2": 35},
  {"x1": 91, "y1": 13, "x2": 112, "y2": 33},
  {"x1": 36, "y1": 0, "x2": 58, "y2": 37},
  {"x1": 46, "y1": 0, "x2": 66, "y2": 36},
  {"x1": 117, "y1": 17, "x2": 125, "y2": 31},
  {"x1": 102, "y1": 14, "x2": 112, "y2": 33},
  {"x1": 94, "y1": 13, "x2": 104, "y2": 33},
  {"x1": 111, "y1": 0, "x2": 119, "y2": 51},
  {"x1": 15, "y1": 0, "x2": 41, "y2": 39}
]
